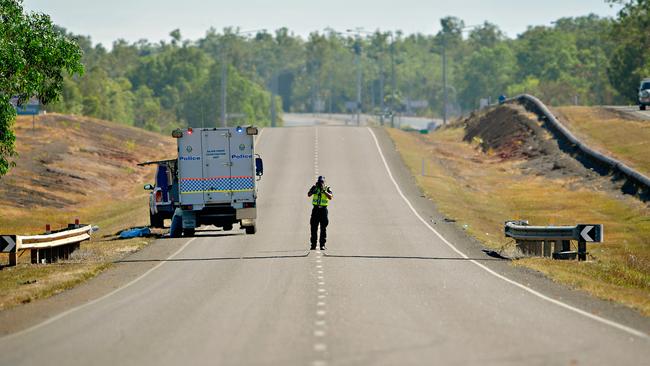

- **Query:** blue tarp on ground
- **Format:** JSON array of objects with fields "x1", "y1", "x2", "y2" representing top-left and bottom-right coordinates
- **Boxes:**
[{"x1": 119, "y1": 227, "x2": 151, "y2": 239}]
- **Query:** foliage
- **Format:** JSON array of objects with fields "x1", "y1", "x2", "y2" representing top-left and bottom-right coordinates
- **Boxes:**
[
  {"x1": 606, "y1": 0, "x2": 650, "y2": 100},
  {"x1": 0, "y1": 0, "x2": 83, "y2": 176},
  {"x1": 39, "y1": 1, "x2": 650, "y2": 134}
]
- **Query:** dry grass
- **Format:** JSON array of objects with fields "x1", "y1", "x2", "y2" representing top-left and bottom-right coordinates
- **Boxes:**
[
  {"x1": 0, "y1": 114, "x2": 175, "y2": 311},
  {"x1": 388, "y1": 127, "x2": 650, "y2": 315},
  {"x1": 554, "y1": 106, "x2": 650, "y2": 177}
]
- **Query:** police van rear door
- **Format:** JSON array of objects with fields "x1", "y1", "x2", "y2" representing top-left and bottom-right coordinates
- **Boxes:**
[
  {"x1": 178, "y1": 129, "x2": 204, "y2": 206},
  {"x1": 229, "y1": 129, "x2": 256, "y2": 202},
  {"x1": 202, "y1": 129, "x2": 232, "y2": 203}
]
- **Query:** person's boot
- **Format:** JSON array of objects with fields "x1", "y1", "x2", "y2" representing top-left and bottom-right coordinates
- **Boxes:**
[
  {"x1": 310, "y1": 244, "x2": 317, "y2": 250},
  {"x1": 320, "y1": 244, "x2": 326, "y2": 251}
]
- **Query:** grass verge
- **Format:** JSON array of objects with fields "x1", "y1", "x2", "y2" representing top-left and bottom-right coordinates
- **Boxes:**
[
  {"x1": 554, "y1": 106, "x2": 650, "y2": 177},
  {"x1": 387, "y1": 127, "x2": 650, "y2": 315},
  {"x1": 0, "y1": 187, "x2": 158, "y2": 311}
]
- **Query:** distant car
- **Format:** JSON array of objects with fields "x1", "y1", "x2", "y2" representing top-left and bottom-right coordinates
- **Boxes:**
[
  {"x1": 140, "y1": 159, "x2": 178, "y2": 228},
  {"x1": 639, "y1": 78, "x2": 650, "y2": 111}
]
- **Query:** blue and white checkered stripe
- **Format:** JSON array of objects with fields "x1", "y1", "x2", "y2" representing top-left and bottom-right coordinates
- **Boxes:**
[
  {"x1": 181, "y1": 179, "x2": 204, "y2": 193},
  {"x1": 203, "y1": 178, "x2": 230, "y2": 192},
  {"x1": 181, "y1": 177, "x2": 254, "y2": 193},
  {"x1": 230, "y1": 177, "x2": 255, "y2": 191}
]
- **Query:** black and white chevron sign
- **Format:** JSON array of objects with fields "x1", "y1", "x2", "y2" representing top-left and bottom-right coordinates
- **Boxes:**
[{"x1": 0, "y1": 235, "x2": 17, "y2": 252}]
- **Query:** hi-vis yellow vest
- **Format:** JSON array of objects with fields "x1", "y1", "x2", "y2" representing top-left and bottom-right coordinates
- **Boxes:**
[{"x1": 312, "y1": 188, "x2": 330, "y2": 207}]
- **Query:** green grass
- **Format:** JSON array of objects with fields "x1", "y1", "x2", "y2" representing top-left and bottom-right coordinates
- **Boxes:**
[{"x1": 388, "y1": 127, "x2": 650, "y2": 315}]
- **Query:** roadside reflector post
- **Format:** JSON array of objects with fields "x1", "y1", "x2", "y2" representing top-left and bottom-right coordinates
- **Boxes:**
[
  {"x1": 421, "y1": 157, "x2": 425, "y2": 176},
  {"x1": 45, "y1": 224, "x2": 51, "y2": 234},
  {"x1": 75, "y1": 218, "x2": 80, "y2": 228}
]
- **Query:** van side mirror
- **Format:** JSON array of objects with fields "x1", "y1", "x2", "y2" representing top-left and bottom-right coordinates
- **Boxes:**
[
  {"x1": 255, "y1": 157, "x2": 264, "y2": 177},
  {"x1": 144, "y1": 184, "x2": 154, "y2": 190}
]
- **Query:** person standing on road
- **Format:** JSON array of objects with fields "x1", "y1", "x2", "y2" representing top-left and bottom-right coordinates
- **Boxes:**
[{"x1": 307, "y1": 176, "x2": 333, "y2": 250}]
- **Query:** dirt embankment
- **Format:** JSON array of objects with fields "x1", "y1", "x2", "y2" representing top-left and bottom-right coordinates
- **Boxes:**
[
  {"x1": 0, "y1": 114, "x2": 176, "y2": 232},
  {"x1": 461, "y1": 105, "x2": 606, "y2": 183}
]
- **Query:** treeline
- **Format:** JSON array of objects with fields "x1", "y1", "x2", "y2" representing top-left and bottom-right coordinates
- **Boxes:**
[
  {"x1": 49, "y1": 0, "x2": 649, "y2": 130},
  {"x1": 49, "y1": 29, "x2": 283, "y2": 132}
]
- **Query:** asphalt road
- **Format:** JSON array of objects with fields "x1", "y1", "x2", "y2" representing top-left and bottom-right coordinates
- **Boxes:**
[
  {"x1": 1, "y1": 118, "x2": 649, "y2": 365},
  {"x1": 605, "y1": 105, "x2": 650, "y2": 120}
]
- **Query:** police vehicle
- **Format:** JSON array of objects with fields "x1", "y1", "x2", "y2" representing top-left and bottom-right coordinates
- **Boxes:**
[{"x1": 169, "y1": 126, "x2": 263, "y2": 237}]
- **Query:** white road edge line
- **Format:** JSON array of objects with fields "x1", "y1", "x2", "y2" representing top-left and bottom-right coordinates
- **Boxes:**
[
  {"x1": 2, "y1": 237, "x2": 198, "y2": 340},
  {"x1": 367, "y1": 127, "x2": 649, "y2": 339}
]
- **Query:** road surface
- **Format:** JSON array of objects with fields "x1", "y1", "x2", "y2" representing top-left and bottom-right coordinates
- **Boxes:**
[
  {"x1": 283, "y1": 113, "x2": 442, "y2": 130},
  {"x1": 1, "y1": 117, "x2": 649, "y2": 365},
  {"x1": 605, "y1": 105, "x2": 650, "y2": 120}
]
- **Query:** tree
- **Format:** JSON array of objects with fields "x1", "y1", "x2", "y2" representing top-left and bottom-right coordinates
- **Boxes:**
[
  {"x1": 607, "y1": 0, "x2": 650, "y2": 102},
  {"x1": 458, "y1": 43, "x2": 516, "y2": 109},
  {"x1": 0, "y1": 0, "x2": 83, "y2": 176}
]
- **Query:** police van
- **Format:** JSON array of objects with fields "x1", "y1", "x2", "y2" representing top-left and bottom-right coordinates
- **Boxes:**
[{"x1": 169, "y1": 126, "x2": 263, "y2": 237}]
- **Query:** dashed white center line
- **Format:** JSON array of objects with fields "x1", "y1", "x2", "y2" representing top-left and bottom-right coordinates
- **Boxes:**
[
  {"x1": 314, "y1": 330, "x2": 326, "y2": 337},
  {"x1": 312, "y1": 127, "x2": 329, "y2": 365}
]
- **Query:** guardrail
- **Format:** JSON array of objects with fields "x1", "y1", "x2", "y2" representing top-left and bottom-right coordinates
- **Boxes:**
[
  {"x1": 504, "y1": 220, "x2": 603, "y2": 261},
  {"x1": 507, "y1": 94, "x2": 650, "y2": 201},
  {"x1": 1, "y1": 224, "x2": 93, "y2": 266}
]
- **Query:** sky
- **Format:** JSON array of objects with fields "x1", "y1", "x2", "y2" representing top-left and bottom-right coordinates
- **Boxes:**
[{"x1": 24, "y1": 0, "x2": 621, "y2": 47}]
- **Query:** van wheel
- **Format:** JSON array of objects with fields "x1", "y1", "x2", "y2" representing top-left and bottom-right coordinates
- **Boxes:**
[
  {"x1": 245, "y1": 225, "x2": 257, "y2": 235},
  {"x1": 170, "y1": 214, "x2": 182, "y2": 238},
  {"x1": 183, "y1": 228, "x2": 195, "y2": 237},
  {"x1": 223, "y1": 224, "x2": 233, "y2": 231},
  {"x1": 641, "y1": 105, "x2": 647, "y2": 111}
]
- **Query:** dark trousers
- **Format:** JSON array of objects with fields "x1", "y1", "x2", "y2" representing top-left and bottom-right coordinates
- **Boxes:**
[{"x1": 310, "y1": 206, "x2": 329, "y2": 246}]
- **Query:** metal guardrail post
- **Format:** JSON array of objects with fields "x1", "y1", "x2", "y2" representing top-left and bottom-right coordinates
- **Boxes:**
[
  {"x1": 505, "y1": 221, "x2": 602, "y2": 261},
  {"x1": 578, "y1": 240, "x2": 587, "y2": 261},
  {"x1": 1, "y1": 224, "x2": 93, "y2": 266}
]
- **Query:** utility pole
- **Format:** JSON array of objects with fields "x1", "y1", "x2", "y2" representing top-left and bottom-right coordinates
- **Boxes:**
[
  {"x1": 379, "y1": 57, "x2": 385, "y2": 125},
  {"x1": 347, "y1": 28, "x2": 365, "y2": 126},
  {"x1": 440, "y1": 24, "x2": 478, "y2": 126},
  {"x1": 221, "y1": 47, "x2": 227, "y2": 127},
  {"x1": 220, "y1": 28, "x2": 266, "y2": 128},
  {"x1": 354, "y1": 40, "x2": 361, "y2": 125},
  {"x1": 270, "y1": 73, "x2": 277, "y2": 127},
  {"x1": 442, "y1": 35, "x2": 448, "y2": 126},
  {"x1": 595, "y1": 31, "x2": 604, "y2": 106},
  {"x1": 390, "y1": 32, "x2": 396, "y2": 128}
]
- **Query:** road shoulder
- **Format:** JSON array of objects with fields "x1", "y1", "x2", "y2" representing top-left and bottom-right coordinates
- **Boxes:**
[
  {"x1": 371, "y1": 126, "x2": 650, "y2": 335},
  {"x1": 0, "y1": 237, "x2": 189, "y2": 336}
]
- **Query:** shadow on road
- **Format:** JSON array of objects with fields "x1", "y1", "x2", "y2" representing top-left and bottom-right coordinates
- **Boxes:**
[
  {"x1": 322, "y1": 254, "x2": 505, "y2": 262},
  {"x1": 114, "y1": 252, "x2": 310, "y2": 264}
]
